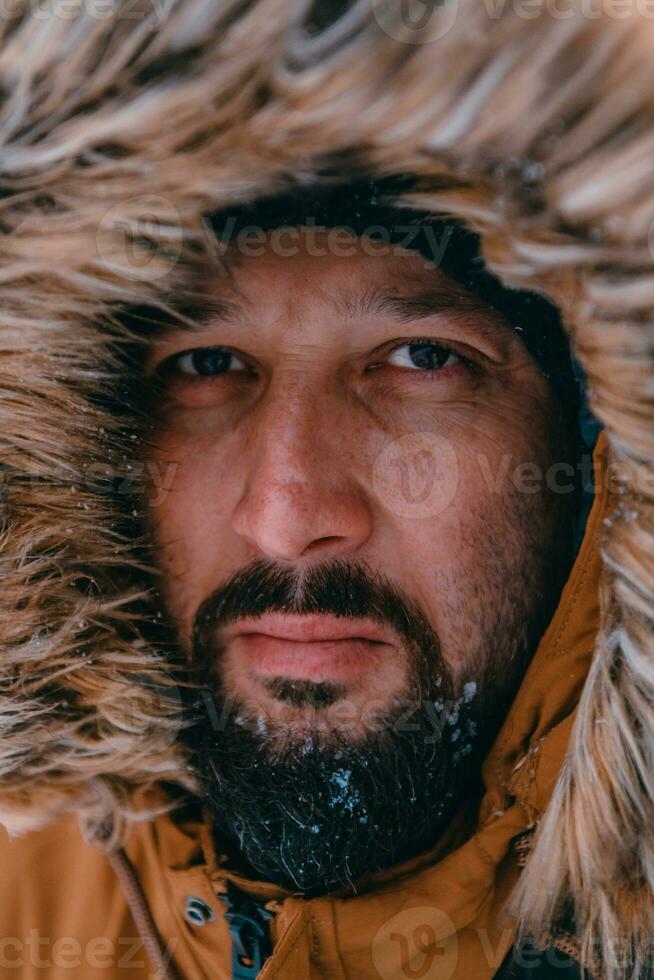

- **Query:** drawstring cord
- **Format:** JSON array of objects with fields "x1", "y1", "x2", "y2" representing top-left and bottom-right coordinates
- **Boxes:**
[{"x1": 107, "y1": 848, "x2": 180, "y2": 980}]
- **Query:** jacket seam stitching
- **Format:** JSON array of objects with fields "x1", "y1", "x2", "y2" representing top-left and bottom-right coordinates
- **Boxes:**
[{"x1": 267, "y1": 917, "x2": 311, "y2": 978}]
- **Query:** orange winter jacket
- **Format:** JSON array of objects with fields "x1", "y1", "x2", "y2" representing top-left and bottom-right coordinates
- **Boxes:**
[{"x1": 0, "y1": 435, "x2": 612, "y2": 980}]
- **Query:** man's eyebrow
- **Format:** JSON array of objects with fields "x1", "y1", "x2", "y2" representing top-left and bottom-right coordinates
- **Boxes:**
[
  {"x1": 174, "y1": 293, "x2": 247, "y2": 331},
  {"x1": 146, "y1": 282, "x2": 508, "y2": 343},
  {"x1": 331, "y1": 284, "x2": 515, "y2": 354},
  {"x1": 133, "y1": 292, "x2": 247, "y2": 340},
  {"x1": 332, "y1": 284, "x2": 491, "y2": 323}
]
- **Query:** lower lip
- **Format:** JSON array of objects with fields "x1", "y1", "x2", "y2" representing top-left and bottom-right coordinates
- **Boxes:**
[{"x1": 233, "y1": 634, "x2": 390, "y2": 683}]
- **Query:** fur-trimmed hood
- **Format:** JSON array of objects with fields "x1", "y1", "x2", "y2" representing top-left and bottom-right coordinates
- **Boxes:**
[{"x1": 0, "y1": 2, "x2": 652, "y2": 977}]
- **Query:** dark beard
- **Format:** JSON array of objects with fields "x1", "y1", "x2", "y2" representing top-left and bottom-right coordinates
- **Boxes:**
[
  {"x1": 184, "y1": 559, "x2": 495, "y2": 896},
  {"x1": 192, "y1": 693, "x2": 482, "y2": 896}
]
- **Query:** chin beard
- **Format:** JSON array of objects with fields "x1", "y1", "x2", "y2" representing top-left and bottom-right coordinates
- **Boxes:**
[
  {"x1": 187, "y1": 678, "x2": 483, "y2": 896},
  {"x1": 183, "y1": 556, "x2": 551, "y2": 896}
]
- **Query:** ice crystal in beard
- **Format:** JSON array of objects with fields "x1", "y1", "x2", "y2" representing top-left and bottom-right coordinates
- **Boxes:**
[{"x1": 191, "y1": 687, "x2": 482, "y2": 896}]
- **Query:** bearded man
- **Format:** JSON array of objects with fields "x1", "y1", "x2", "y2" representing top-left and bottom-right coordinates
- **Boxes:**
[
  {"x1": 1, "y1": 5, "x2": 653, "y2": 980},
  {"x1": 148, "y1": 182, "x2": 584, "y2": 902}
]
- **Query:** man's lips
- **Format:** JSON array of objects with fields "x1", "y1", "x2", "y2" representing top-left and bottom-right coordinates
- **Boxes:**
[{"x1": 222, "y1": 614, "x2": 398, "y2": 683}]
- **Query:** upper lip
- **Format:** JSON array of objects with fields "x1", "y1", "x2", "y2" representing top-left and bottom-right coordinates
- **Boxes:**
[{"x1": 222, "y1": 613, "x2": 398, "y2": 646}]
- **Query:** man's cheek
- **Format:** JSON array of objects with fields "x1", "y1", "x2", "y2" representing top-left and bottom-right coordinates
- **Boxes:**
[
  {"x1": 468, "y1": 422, "x2": 557, "y2": 505},
  {"x1": 145, "y1": 478, "x2": 201, "y2": 635},
  {"x1": 144, "y1": 458, "x2": 181, "y2": 509},
  {"x1": 371, "y1": 431, "x2": 460, "y2": 521},
  {"x1": 151, "y1": 533, "x2": 195, "y2": 641}
]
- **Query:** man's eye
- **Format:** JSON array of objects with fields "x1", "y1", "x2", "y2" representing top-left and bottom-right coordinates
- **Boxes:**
[
  {"x1": 171, "y1": 347, "x2": 249, "y2": 377},
  {"x1": 387, "y1": 342, "x2": 461, "y2": 371}
]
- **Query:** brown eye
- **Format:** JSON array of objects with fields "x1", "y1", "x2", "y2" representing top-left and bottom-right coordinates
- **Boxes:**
[
  {"x1": 172, "y1": 347, "x2": 249, "y2": 377},
  {"x1": 387, "y1": 342, "x2": 461, "y2": 371}
]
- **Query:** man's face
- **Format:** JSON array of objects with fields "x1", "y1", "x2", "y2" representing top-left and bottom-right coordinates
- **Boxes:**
[{"x1": 145, "y1": 229, "x2": 574, "y2": 891}]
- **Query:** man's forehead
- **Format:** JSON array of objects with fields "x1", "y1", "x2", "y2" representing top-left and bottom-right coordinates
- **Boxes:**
[
  {"x1": 217, "y1": 228, "x2": 439, "y2": 293},
  {"x1": 182, "y1": 239, "x2": 503, "y2": 336}
]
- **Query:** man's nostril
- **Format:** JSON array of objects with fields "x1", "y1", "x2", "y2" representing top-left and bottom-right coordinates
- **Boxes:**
[{"x1": 304, "y1": 534, "x2": 345, "y2": 553}]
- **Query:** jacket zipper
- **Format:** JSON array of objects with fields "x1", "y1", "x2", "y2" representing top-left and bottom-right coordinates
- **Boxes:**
[
  {"x1": 218, "y1": 882, "x2": 276, "y2": 979},
  {"x1": 511, "y1": 831, "x2": 600, "y2": 979},
  {"x1": 549, "y1": 927, "x2": 600, "y2": 980}
]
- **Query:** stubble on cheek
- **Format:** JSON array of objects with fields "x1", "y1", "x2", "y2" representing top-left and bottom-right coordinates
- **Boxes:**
[
  {"x1": 423, "y1": 430, "x2": 575, "y2": 730},
  {"x1": 145, "y1": 494, "x2": 199, "y2": 652}
]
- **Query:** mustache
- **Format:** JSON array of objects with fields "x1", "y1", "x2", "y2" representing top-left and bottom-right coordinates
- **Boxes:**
[{"x1": 191, "y1": 558, "x2": 442, "y2": 673}]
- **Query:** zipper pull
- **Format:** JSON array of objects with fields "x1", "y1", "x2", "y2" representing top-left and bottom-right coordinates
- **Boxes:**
[{"x1": 218, "y1": 882, "x2": 276, "y2": 979}]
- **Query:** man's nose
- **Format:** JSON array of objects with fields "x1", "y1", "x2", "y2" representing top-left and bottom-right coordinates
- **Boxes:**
[{"x1": 230, "y1": 389, "x2": 373, "y2": 562}]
